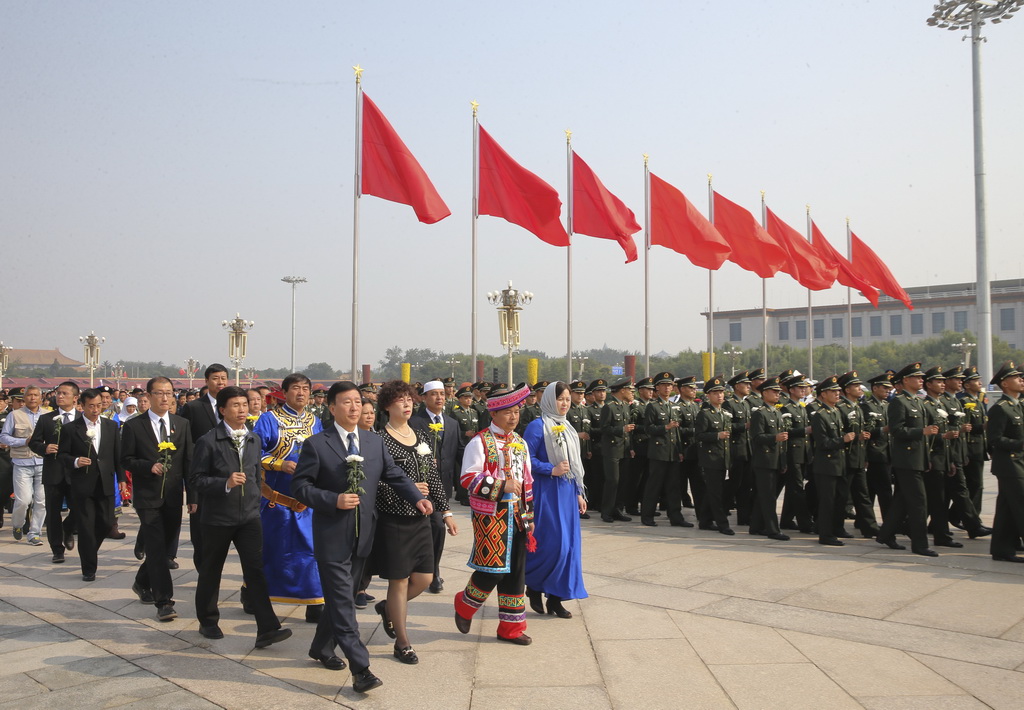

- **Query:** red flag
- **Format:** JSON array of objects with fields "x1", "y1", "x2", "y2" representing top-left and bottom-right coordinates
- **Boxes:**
[
  {"x1": 478, "y1": 126, "x2": 569, "y2": 247},
  {"x1": 712, "y1": 192, "x2": 789, "y2": 278},
  {"x1": 572, "y1": 152, "x2": 640, "y2": 263},
  {"x1": 649, "y1": 173, "x2": 731, "y2": 270},
  {"x1": 851, "y1": 233, "x2": 913, "y2": 309},
  {"x1": 764, "y1": 207, "x2": 837, "y2": 291},
  {"x1": 361, "y1": 94, "x2": 451, "y2": 224},
  {"x1": 811, "y1": 222, "x2": 879, "y2": 306}
]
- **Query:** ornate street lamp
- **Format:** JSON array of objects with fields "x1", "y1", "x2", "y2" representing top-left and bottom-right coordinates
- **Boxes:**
[
  {"x1": 952, "y1": 336, "x2": 977, "y2": 367},
  {"x1": 0, "y1": 341, "x2": 11, "y2": 391},
  {"x1": 222, "y1": 314, "x2": 255, "y2": 386},
  {"x1": 184, "y1": 357, "x2": 200, "y2": 389},
  {"x1": 445, "y1": 355, "x2": 461, "y2": 379},
  {"x1": 79, "y1": 332, "x2": 105, "y2": 387},
  {"x1": 724, "y1": 345, "x2": 744, "y2": 377},
  {"x1": 487, "y1": 282, "x2": 533, "y2": 385}
]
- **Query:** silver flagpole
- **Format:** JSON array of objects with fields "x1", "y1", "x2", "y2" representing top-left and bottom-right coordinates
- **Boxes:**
[
  {"x1": 566, "y1": 130, "x2": 574, "y2": 384},
  {"x1": 707, "y1": 174, "x2": 715, "y2": 376},
  {"x1": 806, "y1": 205, "x2": 814, "y2": 380},
  {"x1": 760, "y1": 190, "x2": 768, "y2": 373},
  {"x1": 644, "y1": 154, "x2": 651, "y2": 377},
  {"x1": 471, "y1": 101, "x2": 480, "y2": 381},
  {"x1": 351, "y1": 65, "x2": 363, "y2": 382},
  {"x1": 846, "y1": 218, "x2": 853, "y2": 371}
]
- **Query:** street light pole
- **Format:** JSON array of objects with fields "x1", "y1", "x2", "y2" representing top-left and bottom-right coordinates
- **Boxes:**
[
  {"x1": 79, "y1": 332, "x2": 105, "y2": 387},
  {"x1": 0, "y1": 342, "x2": 10, "y2": 391},
  {"x1": 184, "y1": 357, "x2": 200, "y2": 390},
  {"x1": 487, "y1": 282, "x2": 533, "y2": 386},
  {"x1": 281, "y1": 276, "x2": 307, "y2": 373},
  {"x1": 222, "y1": 314, "x2": 255, "y2": 386}
]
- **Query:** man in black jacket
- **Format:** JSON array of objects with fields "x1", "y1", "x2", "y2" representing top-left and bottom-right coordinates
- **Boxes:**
[
  {"x1": 28, "y1": 380, "x2": 80, "y2": 563},
  {"x1": 190, "y1": 386, "x2": 291, "y2": 649},
  {"x1": 121, "y1": 377, "x2": 193, "y2": 621}
]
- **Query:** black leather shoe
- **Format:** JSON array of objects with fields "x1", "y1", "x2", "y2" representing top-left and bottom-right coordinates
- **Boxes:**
[
  {"x1": 254, "y1": 627, "x2": 292, "y2": 649},
  {"x1": 497, "y1": 633, "x2": 532, "y2": 645},
  {"x1": 82, "y1": 572, "x2": 96, "y2": 582},
  {"x1": 527, "y1": 588, "x2": 545, "y2": 614},
  {"x1": 992, "y1": 554, "x2": 1024, "y2": 563},
  {"x1": 767, "y1": 533, "x2": 790, "y2": 541},
  {"x1": 877, "y1": 537, "x2": 906, "y2": 550},
  {"x1": 779, "y1": 521, "x2": 797, "y2": 531},
  {"x1": 167, "y1": 558, "x2": 179, "y2": 570},
  {"x1": 428, "y1": 578, "x2": 444, "y2": 594},
  {"x1": 718, "y1": 527, "x2": 735, "y2": 536},
  {"x1": 355, "y1": 592, "x2": 369, "y2": 610},
  {"x1": 455, "y1": 611, "x2": 472, "y2": 634},
  {"x1": 199, "y1": 625, "x2": 223, "y2": 640},
  {"x1": 132, "y1": 582, "x2": 155, "y2": 604},
  {"x1": 612, "y1": 510, "x2": 632, "y2": 522},
  {"x1": 626, "y1": 509, "x2": 641, "y2": 516},
  {"x1": 698, "y1": 523, "x2": 718, "y2": 531},
  {"x1": 375, "y1": 600, "x2": 396, "y2": 639},
  {"x1": 934, "y1": 540, "x2": 963, "y2": 548},
  {"x1": 547, "y1": 598, "x2": 572, "y2": 619},
  {"x1": 308, "y1": 651, "x2": 345, "y2": 670},
  {"x1": 600, "y1": 514, "x2": 615, "y2": 523},
  {"x1": 912, "y1": 548, "x2": 939, "y2": 557},
  {"x1": 641, "y1": 518, "x2": 657, "y2": 527},
  {"x1": 393, "y1": 645, "x2": 419, "y2": 664},
  {"x1": 134, "y1": 548, "x2": 144, "y2": 561},
  {"x1": 579, "y1": 512, "x2": 590, "y2": 519},
  {"x1": 837, "y1": 530, "x2": 855, "y2": 539},
  {"x1": 240, "y1": 586, "x2": 255, "y2": 615},
  {"x1": 352, "y1": 668, "x2": 383, "y2": 693},
  {"x1": 861, "y1": 529, "x2": 881, "y2": 539},
  {"x1": 64, "y1": 532, "x2": 75, "y2": 551},
  {"x1": 819, "y1": 537, "x2": 844, "y2": 547},
  {"x1": 670, "y1": 519, "x2": 694, "y2": 528},
  {"x1": 157, "y1": 604, "x2": 178, "y2": 622},
  {"x1": 52, "y1": 552, "x2": 65, "y2": 564},
  {"x1": 969, "y1": 526, "x2": 993, "y2": 539},
  {"x1": 305, "y1": 604, "x2": 323, "y2": 623}
]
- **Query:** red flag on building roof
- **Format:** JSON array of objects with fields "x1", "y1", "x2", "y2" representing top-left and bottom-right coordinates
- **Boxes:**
[
  {"x1": 649, "y1": 173, "x2": 731, "y2": 270},
  {"x1": 712, "y1": 192, "x2": 789, "y2": 279},
  {"x1": 361, "y1": 94, "x2": 451, "y2": 224},
  {"x1": 478, "y1": 126, "x2": 569, "y2": 247},
  {"x1": 572, "y1": 152, "x2": 640, "y2": 263},
  {"x1": 811, "y1": 221, "x2": 879, "y2": 307},
  {"x1": 851, "y1": 233, "x2": 913, "y2": 309},
  {"x1": 764, "y1": 207, "x2": 838, "y2": 291}
]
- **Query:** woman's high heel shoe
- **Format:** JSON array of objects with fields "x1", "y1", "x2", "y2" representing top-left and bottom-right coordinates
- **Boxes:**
[
  {"x1": 546, "y1": 596, "x2": 572, "y2": 619},
  {"x1": 527, "y1": 588, "x2": 545, "y2": 615}
]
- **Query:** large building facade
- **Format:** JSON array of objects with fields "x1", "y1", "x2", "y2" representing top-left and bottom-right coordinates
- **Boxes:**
[{"x1": 714, "y1": 280, "x2": 1024, "y2": 351}]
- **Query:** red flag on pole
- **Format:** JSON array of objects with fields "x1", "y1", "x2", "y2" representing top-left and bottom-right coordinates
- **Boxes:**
[
  {"x1": 811, "y1": 222, "x2": 879, "y2": 306},
  {"x1": 361, "y1": 94, "x2": 451, "y2": 224},
  {"x1": 764, "y1": 207, "x2": 837, "y2": 291},
  {"x1": 851, "y1": 233, "x2": 913, "y2": 309},
  {"x1": 712, "y1": 192, "x2": 789, "y2": 278},
  {"x1": 571, "y1": 152, "x2": 640, "y2": 263},
  {"x1": 478, "y1": 126, "x2": 569, "y2": 247},
  {"x1": 649, "y1": 173, "x2": 731, "y2": 270}
]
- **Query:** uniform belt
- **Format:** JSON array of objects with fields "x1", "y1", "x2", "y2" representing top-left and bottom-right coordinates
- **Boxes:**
[{"x1": 260, "y1": 482, "x2": 308, "y2": 513}]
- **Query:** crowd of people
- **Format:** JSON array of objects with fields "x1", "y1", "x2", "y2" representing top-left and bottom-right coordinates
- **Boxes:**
[{"x1": 2, "y1": 357, "x2": 1024, "y2": 693}]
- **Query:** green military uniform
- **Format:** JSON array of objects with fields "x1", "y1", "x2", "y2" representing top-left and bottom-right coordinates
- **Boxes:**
[
  {"x1": 517, "y1": 381, "x2": 547, "y2": 435},
  {"x1": 985, "y1": 362, "x2": 1024, "y2": 561},
  {"x1": 584, "y1": 379, "x2": 608, "y2": 512},
  {"x1": 723, "y1": 372, "x2": 752, "y2": 525},
  {"x1": 779, "y1": 374, "x2": 813, "y2": 532},
  {"x1": 450, "y1": 386, "x2": 480, "y2": 505},
  {"x1": 836, "y1": 371, "x2": 878, "y2": 538},
  {"x1": 627, "y1": 379, "x2": 653, "y2": 515},
  {"x1": 598, "y1": 377, "x2": 634, "y2": 522},
  {"x1": 860, "y1": 374, "x2": 893, "y2": 519},
  {"x1": 676, "y1": 377, "x2": 705, "y2": 524},
  {"x1": 921, "y1": 368, "x2": 965, "y2": 547},
  {"x1": 810, "y1": 376, "x2": 849, "y2": 545},
  {"x1": 695, "y1": 376, "x2": 733, "y2": 534},
  {"x1": 748, "y1": 376, "x2": 788, "y2": 539},
  {"x1": 940, "y1": 365, "x2": 989, "y2": 539},
  {"x1": 958, "y1": 365, "x2": 989, "y2": 517},
  {"x1": 642, "y1": 372, "x2": 687, "y2": 527}
]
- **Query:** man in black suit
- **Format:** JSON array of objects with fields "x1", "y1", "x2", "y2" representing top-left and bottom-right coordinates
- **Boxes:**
[
  {"x1": 178, "y1": 363, "x2": 230, "y2": 568},
  {"x1": 28, "y1": 380, "x2": 80, "y2": 563},
  {"x1": 411, "y1": 379, "x2": 463, "y2": 593},
  {"x1": 190, "y1": 386, "x2": 291, "y2": 649},
  {"x1": 293, "y1": 381, "x2": 432, "y2": 694},
  {"x1": 57, "y1": 388, "x2": 126, "y2": 581},
  {"x1": 121, "y1": 376, "x2": 194, "y2": 621}
]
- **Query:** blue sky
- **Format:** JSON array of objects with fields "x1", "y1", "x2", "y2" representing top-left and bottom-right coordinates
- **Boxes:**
[{"x1": 3, "y1": 1, "x2": 1022, "y2": 373}]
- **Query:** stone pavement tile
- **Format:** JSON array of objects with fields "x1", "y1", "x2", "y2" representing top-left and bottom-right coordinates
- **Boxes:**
[
  {"x1": 0, "y1": 674, "x2": 46, "y2": 702},
  {"x1": 912, "y1": 653, "x2": 1024, "y2": 710},
  {"x1": 331, "y1": 649, "x2": 475, "y2": 709},
  {"x1": 692, "y1": 553, "x2": 865, "y2": 602},
  {"x1": 696, "y1": 597, "x2": 1024, "y2": 670},
  {"x1": 587, "y1": 578, "x2": 725, "y2": 613},
  {"x1": 115, "y1": 688, "x2": 221, "y2": 708},
  {"x1": 595, "y1": 638, "x2": 734, "y2": 709},
  {"x1": 582, "y1": 541, "x2": 700, "y2": 577},
  {"x1": 779, "y1": 629, "x2": 963, "y2": 697},
  {"x1": 627, "y1": 547, "x2": 771, "y2": 588},
  {"x1": 0, "y1": 604, "x2": 50, "y2": 636},
  {"x1": 25, "y1": 653, "x2": 140, "y2": 690},
  {"x1": 779, "y1": 563, "x2": 971, "y2": 619},
  {"x1": 471, "y1": 684, "x2": 612, "y2": 710},
  {"x1": 1001, "y1": 618, "x2": 1024, "y2": 643},
  {"x1": 579, "y1": 598, "x2": 684, "y2": 641},
  {"x1": 709, "y1": 663, "x2": 861, "y2": 710},
  {"x1": 885, "y1": 572, "x2": 1024, "y2": 638},
  {"x1": 0, "y1": 669, "x2": 177, "y2": 708},
  {"x1": 668, "y1": 611, "x2": 806, "y2": 665},
  {"x1": 0, "y1": 624, "x2": 76, "y2": 654},
  {"x1": 859, "y1": 697, "x2": 990, "y2": 710},
  {"x1": 0, "y1": 638, "x2": 108, "y2": 677},
  {"x1": 36, "y1": 616, "x2": 194, "y2": 660}
]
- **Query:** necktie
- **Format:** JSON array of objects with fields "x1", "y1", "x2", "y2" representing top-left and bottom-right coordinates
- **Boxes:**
[
  {"x1": 347, "y1": 432, "x2": 359, "y2": 456},
  {"x1": 433, "y1": 414, "x2": 441, "y2": 425},
  {"x1": 159, "y1": 418, "x2": 168, "y2": 442},
  {"x1": 63, "y1": 412, "x2": 71, "y2": 424}
]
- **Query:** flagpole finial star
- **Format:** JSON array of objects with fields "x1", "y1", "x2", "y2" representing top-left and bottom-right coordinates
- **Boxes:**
[
  {"x1": 470, "y1": 100, "x2": 479, "y2": 117},
  {"x1": 846, "y1": 216, "x2": 850, "y2": 225},
  {"x1": 707, "y1": 173, "x2": 713, "y2": 184},
  {"x1": 643, "y1": 153, "x2": 649, "y2": 166},
  {"x1": 760, "y1": 189, "x2": 766, "y2": 200},
  {"x1": 565, "y1": 129, "x2": 572, "y2": 144},
  {"x1": 806, "y1": 204, "x2": 811, "y2": 214},
  {"x1": 353, "y1": 64, "x2": 364, "y2": 84}
]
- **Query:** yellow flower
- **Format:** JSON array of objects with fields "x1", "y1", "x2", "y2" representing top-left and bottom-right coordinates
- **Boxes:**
[
  {"x1": 428, "y1": 422, "x2": 444, "y2": 432},
  {"x1": 551, "y1": 425, "x2": 566, "y2": 434},
  {"x1": 964, "y1": 402, "x2": 977, "y2": 410},
  {"x1": 246, "y1": 414, "x2": 259, "y2": 423},
  {"x1": 506, "y1": 441, "x2": 526, "y2": 453},
  {"x1": 157, "y1": 441, "x2": 177, "y2": 452}
]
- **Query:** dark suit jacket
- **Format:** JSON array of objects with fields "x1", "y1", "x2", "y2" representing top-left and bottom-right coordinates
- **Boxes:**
[
  {"x1": 411, "y1": 409, "x2": 462, "y2": 497},
  {"x1": 57, "y1": 416, "x2": 124, "y2": 498},
  {"x1": 121, "y1": 413, "x2": 194, "y2": 509},
  {"x1": 28, "y1": 409, "x2": 78, "y2": 485},
  {"x1": 291, "y1": 426, "x2": 426, "y2": 560},
  {"x1": 179, "y1": 396, "x2": 219, "y2": 444},
  {"x1": 189, "y1": 424, "x2": 262, "y2": 526}
]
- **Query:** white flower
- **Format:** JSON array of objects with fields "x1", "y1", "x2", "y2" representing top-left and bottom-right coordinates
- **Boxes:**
[
  {"x1": 345, "y1": 454, "x2": 364, "y2": 463},
  {"x1": 723, "y1": 411, "x2": 733, "y2": 418},
  {"x1": 781, "y1": 413, "x2": 792, "y2": 419},
  {"x1": 85, "y1": 428, "x2": 97, "y2": 440},
  {"x1": 936, "y1": 408, "x2": 948, "y2": 419},
  {"x1": 415, "y1": 442, "x2": 432, "y2": 457},
  {"x1": 846, "y1": 411, "x2": 857, "y2": 420},
  {"x1": 953, "y1": 411, "x2": 966, "y2": 418},
  {"x1": 869, "y1": 412, "x2": 883, "y2": 419}
]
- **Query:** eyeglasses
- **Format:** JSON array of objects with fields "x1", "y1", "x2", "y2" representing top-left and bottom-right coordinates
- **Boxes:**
[{"x1": 150, "y1": 391, "x2": 175, "y2": 398}]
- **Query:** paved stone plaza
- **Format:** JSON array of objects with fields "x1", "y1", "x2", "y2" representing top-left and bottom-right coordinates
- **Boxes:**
[{"x1": 1, "y1": 487, "x2": 1023, "y2": 709}]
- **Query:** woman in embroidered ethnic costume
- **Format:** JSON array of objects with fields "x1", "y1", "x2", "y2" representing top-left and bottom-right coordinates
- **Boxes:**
[
  {"x1": 523, "y1": 382, "x2": 588, "y2": 618},
  {"x1": 454, "y1": 384, "x2": 536, "y2": 646},
  {"x1": 372, "y1": 381, "x2": 456, "y2": 664}
]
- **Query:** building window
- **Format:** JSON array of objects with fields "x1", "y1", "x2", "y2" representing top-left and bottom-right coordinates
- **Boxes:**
[
  {"x1": 852, "y1": 317, "x2": 862, "y2": 337},
  {"x1": 729, "y1": 322, "x2": 742, "y2": 342},
  {"x1": 778, "y1": 321, "x2": 789, "y2": 341},
  {"x1": 1001, "y1": 308, "x2": 1015, "y2": 332},
  {"x1": 932, "y1": 312, "x2": 946, "y2": 333},
  {"x1": 911, "y1": 313, "x2": 924, "y2": 335},
  {"x1": 813, "y1": 319, "x2": 825, "y2": 339},
  {"x1": 832, "y1": 318, "x2": 843, "y2": 338},
  {"x1": 795, "y1": 320, "x2": 807, "y2": 341},
  {"x1": 953, "y1": 311, "x2": 967, "y2": 332},
  {"x1": 890, "y1": 315, "x2": 903, "y2": 336},
  {"x1": 870, "y1": 316, "x2": 882, "y2": 337}
]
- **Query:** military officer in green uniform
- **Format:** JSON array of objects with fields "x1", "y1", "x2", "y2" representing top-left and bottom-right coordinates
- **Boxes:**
[
  {"x1": 921, "y1": 367, "x2": 963, "y2": 547},
  {"x1": 695, "y1": 375, "x2": 734, "y2": 535},
  {"x1": 837, "y1": 371, "x2": 879, "y2": 539},
  {"x1": 746, "y1": 368, "x2": 767, "y2": 411},
  {"x1": 518, "y1": 381, "x2": 546, "y2": 434},
  {"x1": 941, "y1": 366, "x2": 992, "y2": 540},
  {"x1": 779, "y1": 373, "x2": 813, "y2": 533},
  {"x1": 861, "y1": 373, "x2": 894, "y2": 519},
  {"x1": 675, "y1": 376, "x2": 703, "y2": 527},
  {"x1": 450, "y1": 386, "x2": 479, "y2": 505},
  {"x1": 471, "y1": 382, "x2": 492, "y2": 432},
  {"x1": 566, "y1": 381, "x2": 592, "y2": 519},
  {"x1": 748, "y1": 376, "x2": 790, "y2": 540},
  {"x1": 875, "y1": 363, "x2": 939, "y2": 557},
  {"x1": 584, "y1": 379, "x2": 608, "y2": 513},
  {"x1": 810, "y1": 375, "x2": 856, "y2": 546},
  {"x1": 724, "y1": 372, "x2": 753, "y2": 525},
  {"x1": 643, "y1": 372, "x2": 689, "y2": 527},
  {"x1": 308, "y1": 388, "x2": 327, "y2": 420},
  {"x1": 627, "y1": 377, "x2": 654, "y2": 516},
  {"x1": 598, "y1": 377, "x2": 635, "y2": 523},
  {"x1": 958, "y1": 365, "x2": 989, "y2": 518},
  {"x1": 986, "y1": 361, "x2": 1024, "y2": 563}
]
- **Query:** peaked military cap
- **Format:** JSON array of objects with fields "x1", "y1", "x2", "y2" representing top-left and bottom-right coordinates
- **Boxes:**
[
  {"x1": 943, "y1": 365, "x2": 966, "y2": 379},
  {"x1": 7, "y1": 387, "x2": 24, "y2": 399},
  {"x1": 653, "y1": 371, "x2": 675, "y2": 386},
  {"x1": 867, "y1": 373, "x2": 894, "y2": 387},
  {"x1": 636, "y1": 377, "x2": 655, "y2": 390},
  {"x1": 747, "y1": 368, "x2": 766, "y2": 381},
  {"x1": 532, "y1": 381, "x2": 550, "y2": 392},
  {"x1": 358, "y1": 382, "x2": 376, "y2": 393},
  {"x1": 586, "y1": 378, "x2": 608, "y2": 394},
  {"x1": 441, "y1": 377, "x2": 456, "y2": 386},
  {"x1": 609, "y1": 376, "x2": 632, "y2": 391},
  {"x1": 455, "y1": 386, "x2": 473, "y2": 398},
  {"x1": 570, "y1": 380, "x2": 587, "y2": 393},
  {"x1": 962, "y1": 365, "x2": 981, "y2": 381},
  {"x1": 777, "y1": 369, "x2": 796, "y2": 383},
  {"x1": 727, "y1": 371, "x2": 751, "y2": 387},
  {"x1": 479, "y1": 382, "x2": 494, "y2": 392},
  {"x1": 784, "y1": 373, "x2": 812, "y2": 388},
  {"x1": 837, "y1": 371, "x2": 862, "y2": 388},
  {"x1": 992, "y1": 361, "x2": 1022, "y2": 386},
  {"x1": 676, "y1": 375, "x2": 698, "y2": 387},
  {"x1": 893, "y1": 362, "x2": 925, "y2": 382},
  {"x1": 757, "y1": 375, "x2": 783, "y2": 392},
  {"x1": 815, "y1": 375, "x2": 842, "y2": 394},
  {"x1": 923, "y1": 367, "x2": 945, "y2": 381},
  {"x1": 491, "y1": 382, "x2": 508, "y2": 392},
  {"x1": 95, "y1": 385, "x2": 113, "y2": 394},
  {"x1": 703, "y1": 375, "x2": 726, "y2": 393}
]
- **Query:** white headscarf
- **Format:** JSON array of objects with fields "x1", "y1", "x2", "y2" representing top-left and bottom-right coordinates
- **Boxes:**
[{"x1": 539, "y1": 382, "x2": 586, "y2": 498}]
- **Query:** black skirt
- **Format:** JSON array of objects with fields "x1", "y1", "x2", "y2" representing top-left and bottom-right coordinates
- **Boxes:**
[{"x1": 371, "y1": 512, "x2": 433, "y2": 579}]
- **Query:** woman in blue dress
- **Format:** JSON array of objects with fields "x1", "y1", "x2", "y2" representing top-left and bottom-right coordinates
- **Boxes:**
[{"x1": 523, "y1": 381, "x2": 588, "y2": 618}]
